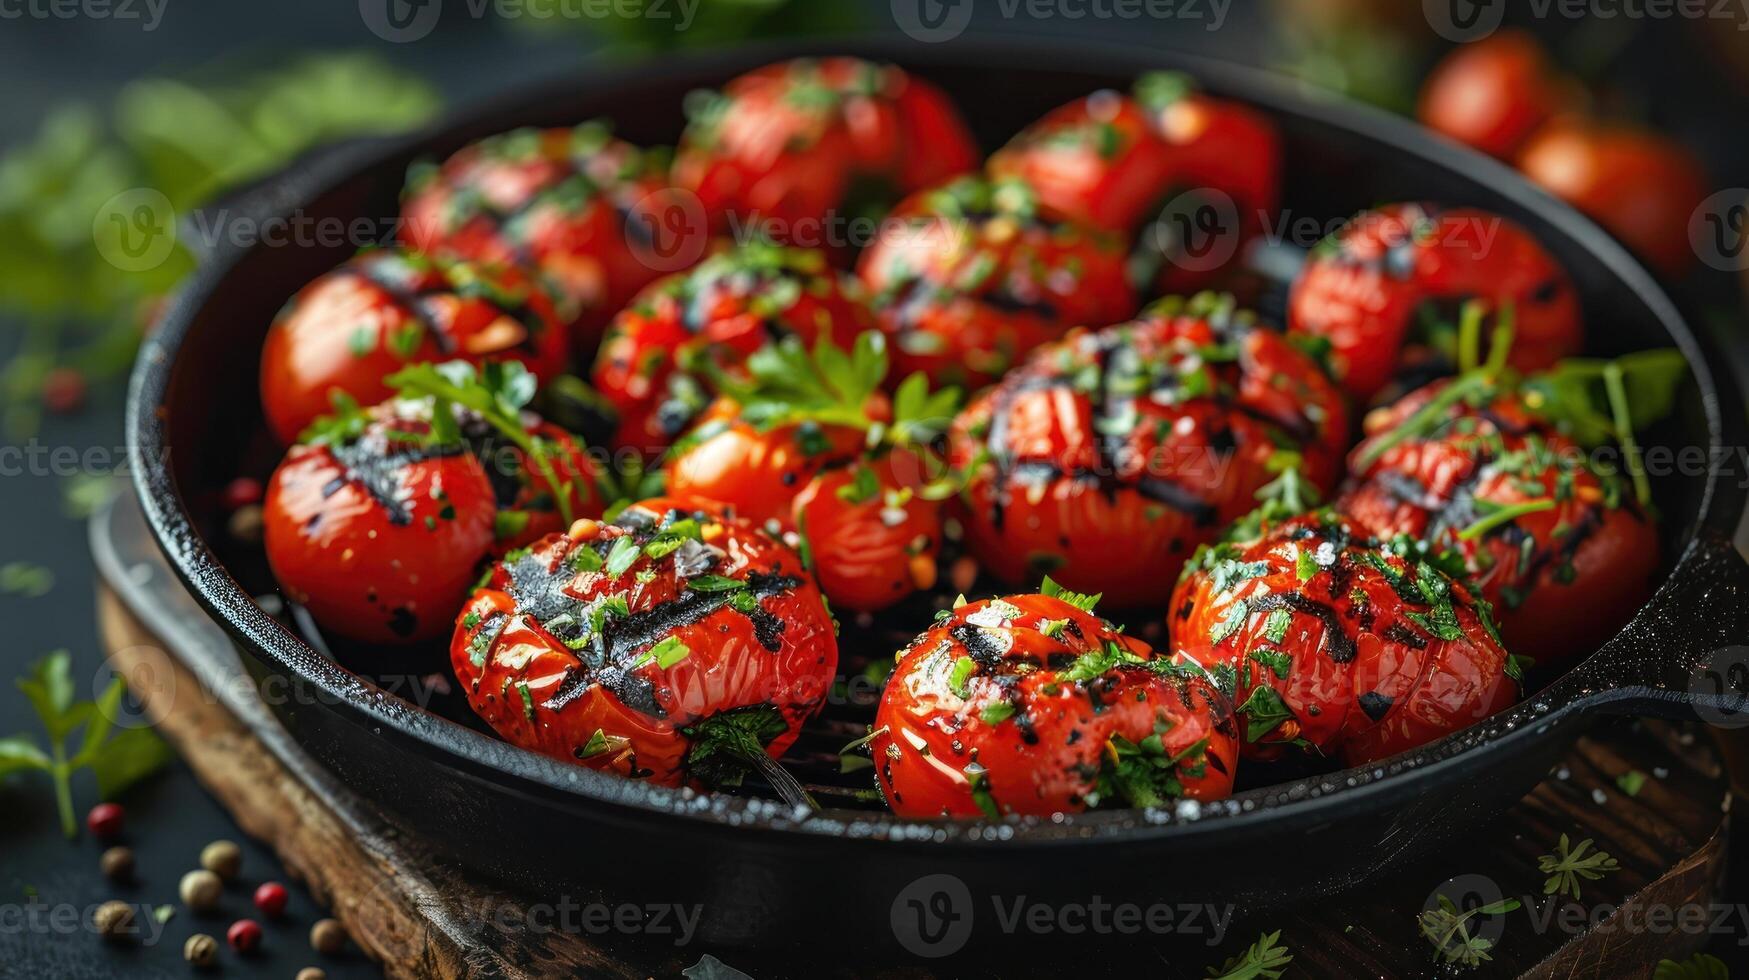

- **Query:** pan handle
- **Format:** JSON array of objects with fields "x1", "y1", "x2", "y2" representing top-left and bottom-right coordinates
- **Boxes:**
[{"x1": 1546, "y1": 526, "x2": 1749, "y2": 723}]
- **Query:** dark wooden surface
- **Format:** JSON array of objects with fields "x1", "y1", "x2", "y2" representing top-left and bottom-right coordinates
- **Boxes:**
[{"x1": 95, "y1": 579, "x2": 1735, "y2": 980}]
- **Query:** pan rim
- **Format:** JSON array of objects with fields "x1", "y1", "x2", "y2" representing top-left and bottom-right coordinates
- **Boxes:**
[{"x1": 127, "y1": 34, "x2": 1748, "y2": 847}]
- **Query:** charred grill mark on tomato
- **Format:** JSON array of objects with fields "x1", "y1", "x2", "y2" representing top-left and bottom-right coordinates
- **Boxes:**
[
  {"x1": 1341, "y1": 380, "x2": 1659, "y2": 661},
  {"x1": 451, "y1": 497, "x2": 838, "y2": 788},
  {"x1": 1171, "y1": 511, "x2": 1517, "y2": 765},
  {"x1": 327, "y1": 437, "x2": 465, "y2": 527},
  {"x1": 870, "y1": 593, "x2": 1239, "y2": 818},
  {"x1": 950, "y1": 293, "x2": 1348, "y2": 608},
  {"x1": 1247, "y1": 591, "x2": 1356, "y2": 664}
]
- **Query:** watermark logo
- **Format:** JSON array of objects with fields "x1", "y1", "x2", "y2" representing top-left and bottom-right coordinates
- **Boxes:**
[
  {"x1": 625, "y1": 187, "x2": 710, "y2": 273},
  {"x1": 1691, "y1": 188, "x2": 1749, "y2": 272},
  {"x1": 1424, "y1": 0, "x2": 1505, "y2": 41},
  {"x1": 1690, "y1": 645, "x2": 1749, "y2": 729},
  {"x1": 893, "y1": 0, "x2": 975, "y2": 41},
  {"x1": 361, "y1": 0, "x2": 442, "y2": 42},
  {"x1": 891, "y1": 873, "x2": 974, "y2": 958},
  {"x1": 1146, "y1": 188, "x2": 1242, "y2": 274},
  {"x1": 92, "y1": 188, "x2": 175, "y2": 273}
]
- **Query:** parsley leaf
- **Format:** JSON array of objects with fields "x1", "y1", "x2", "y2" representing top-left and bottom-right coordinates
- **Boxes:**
[
  {"x1": 1206, "y1": 929, "x2": 1293, "y2": 979},
  {"x1": 9, "y1": 651, "x2": 173, "y2": 837},
  {"x1": 1538, "y1": 834, "x2": 1620, "y2": 900},
  {"x1": 1039, "y1": 575, "x2": 1101, "y2": 612}
]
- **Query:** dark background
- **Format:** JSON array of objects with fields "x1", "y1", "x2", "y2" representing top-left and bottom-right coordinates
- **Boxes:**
[{"x1": 2, "y1": 1, "x2": 1748, "y2": 977}]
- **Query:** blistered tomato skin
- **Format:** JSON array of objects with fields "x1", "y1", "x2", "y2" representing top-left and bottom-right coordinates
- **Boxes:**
[
  {"x1": 259, "y1": 249, "x2": 569, "y2": 445},
  {"x1": 1340, "y1": 381, "x2": 1659, "y2": 663},
  {"x1": 1286, "y1": 203, "x2": 1582, "y2": 400},
  {"x1": 1170, "y1": 511, "x2": 1519, "y2": 766},
  {"x1": 664, "y1": 398, "x2": 869, "y2": 530},
  {"x1": 857, "y1": 177, "x2": 1137, "y2": 390},
  {"x1": 591, "y1": 246, "x2": 873, "y2": 455},
  {"x1": 401, "y1": 122, "x2": 673, "y2": 350},
  {"x1": 263, "y1": 410, "x2": 498, "y2": 645},
  {"x1": 872, "y1": 593, "x2": 1238, "y2": 819},
  {"x1": 673, "y1": 57, "x2": 978, "y2": 246},
  {"x1": 989, "y1": 72, "x2": 1281, "y2": 295},
  {"x1": 791, "y1": 449, "x2": 944, "y2": 613},
  {"x1": 451, "y1": 497, "x2": 838, "y2": 788},
  {"x1": 947, "y1": 294, "x2": 1349, "y2": 609}
]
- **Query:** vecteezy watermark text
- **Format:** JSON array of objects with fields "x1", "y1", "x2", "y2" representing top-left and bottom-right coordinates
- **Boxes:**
[
  {"x1": 0, "y1": 0, "x2": 166, "y2": 30},
  {"x1": 1425, "y1": 0, "x2": 1749, "y2": 42},
  {"x1": 890, "y1": 873, "x2": 1231, "y2": 957},
  {"x1": 359, "y1": 0, "x2": 698, "y2": 43},
  {"x1": 893, "y1": 0, "x2": 1231, "y2": 43}
]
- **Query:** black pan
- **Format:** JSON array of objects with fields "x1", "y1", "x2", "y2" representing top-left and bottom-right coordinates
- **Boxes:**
[{"x1": 127, "y1": 37, "x2": 1749, "y2": 954}]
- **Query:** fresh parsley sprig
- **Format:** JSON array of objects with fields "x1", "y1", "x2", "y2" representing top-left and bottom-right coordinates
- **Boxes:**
[
  {"x1": 1538, "y1": 834, "x2": 1620, "y2": 900},
  {"x1": 2, "y1": 651, "x2": 174, "y2": 838},
  {"x1": 1417, "y1": 892, "x2": 1521, "y2": 967},
  {"x1": 386, "y1": 360, "x2": 580, "y2": 527},
  {"x1": 1205, "y1": 929, "x2": 1293, "y2": 980}
]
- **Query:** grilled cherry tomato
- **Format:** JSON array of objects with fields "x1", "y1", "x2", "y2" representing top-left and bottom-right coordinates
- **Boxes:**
[
  {"x1": 1417, "y1": 31, "x2": 1578, "y2": 160},
  {"x1": 857, "y1": 177, "x2": 1136, "y2": 388},
  {"x1": 264, "y1": 402, "x2": 498, "y2": 645},
  {"x1": 673, "y1": 57, "x2": 978, "y2": 247},
  {"x1": 479, "y1": 419, "x2": 604, "y2": 552},
  {"x1": 1516, "y1": 120, "x2": 1709, "y2": 278},
  {"x1": 948, "y1": 293, "x2": 1349, "y2": 609},
  {"x1": 451, "y1": 497, "x2": 838, "y2": 788},
  {"x1": 871, "y1": 590, "x2": 1238, "y2": 818},
  {"x1": 259, "y1": 249, "x2": 568, "y2": 445},
  {"x1": 1171, "y1": 510, "x2": 1519, "y2": 765},
  {"x1": 1286, "y1": 202, "x2": 1582, "y2": 400},
  {"x1": 664, "y1": 398, "x2": 869, "y2": 530},
  {"x1": 989, "y1": 71, "x2": 1281, "y2": 296},
  {"x1": 591, "y1": 245, "x2": 873, "y2": 455},
  {"x1": 401, "y1": 121, "x2": 672, "y2": 350},
  {"x1": 791, "y1": 448, "x2": 944, "y2": 613},
  {"x1": 1339, "y1": 378, "x2": 1658, "y2": 663}
]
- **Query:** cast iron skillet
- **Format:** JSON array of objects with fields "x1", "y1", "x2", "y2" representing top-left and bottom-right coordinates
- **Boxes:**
[{"x1": 128, "y1": 37, "x2": 1749, "y2": 949}]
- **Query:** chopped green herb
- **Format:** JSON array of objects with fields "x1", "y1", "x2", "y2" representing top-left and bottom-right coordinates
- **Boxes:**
[
  {"x1": 1209, "y1": 599, "x2": 1249, "y2": 644},
  {"x1": 1236, "y1": 685, "x2": 1295, "y2": 742},
  {"x1": 980, "y1": 701, "x2": 1016, "y2": 725},
  {"x1": 603, "y1": 535, "x2": 641, "y2": 577},
  {"x1": 948, "y1": 656, "x2": 978, "y2": 699}
]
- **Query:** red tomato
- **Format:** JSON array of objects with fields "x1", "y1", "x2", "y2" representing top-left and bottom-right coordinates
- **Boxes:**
[
  {"x1": 1516, "y1": 119, "x2": 1709, "y2": 278},
  {"x1": 1171, "y1": 511, "x2": 1519, "y2": 765},
  {"x1": 871, "y1": 592, "x2": 1238, "y2": 818},
  {"x1": 451, "y1": 497, "x2": 838, "y2": 788},
  {"x1": 989, "y1": 72, "x2": 1282, "y2": 296},
  {"x1": 1286, "y1": 202, "x2": 1582, "y2": 399},
  {"x1": 401, "y1": 122, "x2": 673, "y2": 351},
  {"x1": 1417, "y1": 31, "x2": 1578, "y2": 159},
  {"x1": 948, "y1": 293, "x2": 1349, "y2": 609},
  {"x1": 475, "y1": 419, "x2": 605, "y2": 552},
  {"x1": 259, "y1": 249, "x2": 568, "y2": 445},
  {"x1": 1339, "y1": 379, "x2": 1659, "y2": 664},
  {"x1": 591, "y1": 246, "x2": 873, "y2": 455},
  {"x1": 263, "y1": 403, "x2": 498, "y2": 645},
  {"x1": 664, "y1": 399, "x2": 869, "y2": 530},
  {"x1": 673, "y1": 57, "x2": 978, "y2": 249},
  {"x1": 858, "y1": 177, "x2": 1137, "y2": 389},
  {"x1": 791, "y1": 448, "x2": 944, "y2": 613}
]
